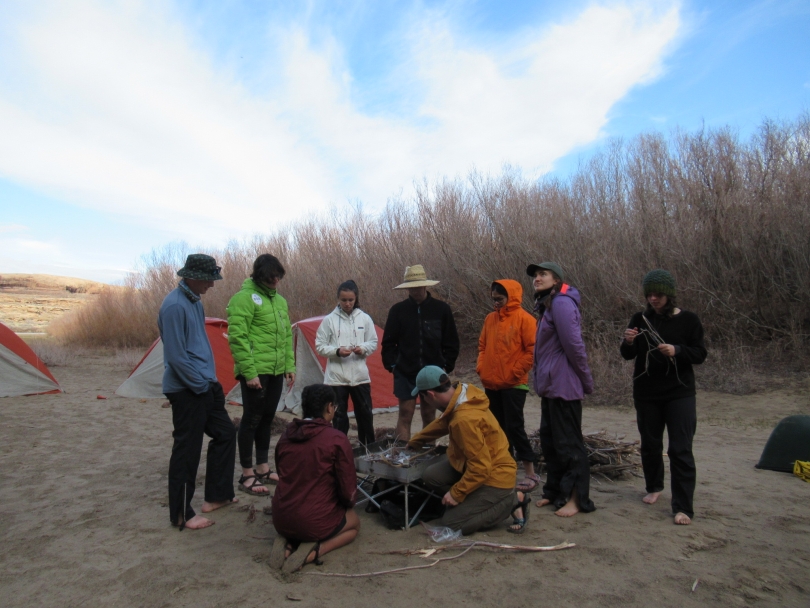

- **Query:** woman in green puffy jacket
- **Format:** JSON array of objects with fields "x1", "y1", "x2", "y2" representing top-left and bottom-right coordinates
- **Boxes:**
[{"x1": 226, "y1": 254, "x2": 295, "y2": 496}]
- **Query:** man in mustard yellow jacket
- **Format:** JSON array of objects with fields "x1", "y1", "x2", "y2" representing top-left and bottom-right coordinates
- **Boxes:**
[{"x1": 407, "y1": 366, "x2": 530, "y2": 535}]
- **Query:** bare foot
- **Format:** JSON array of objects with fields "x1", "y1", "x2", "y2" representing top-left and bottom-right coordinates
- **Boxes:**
[
  {"x1": 643, "y1": 492, "x2": 662, "y2": 505},
  {"x1": 183, "y1": 515, "x2": 215, "y2": 529},
  {"x1": 201, "y1": 498, "x2": 239, "y2": 513},
  {"x1": 555, "y1": 496, "x2": 580, "y2": 518},
  {"x1": 555, "y1": 504, "x2": 580, "y2": 517},
  {"x1": 674, "y1": 512, "x2": 691, "y2": 525},
  {"x1": 536, "y1": 498, "x2": 552, "y2": 507}
]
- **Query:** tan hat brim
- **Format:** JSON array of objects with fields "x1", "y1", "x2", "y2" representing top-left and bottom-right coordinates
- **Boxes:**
[{"x1": 393, "y1": 279, "x2": 440, "y2": 289}]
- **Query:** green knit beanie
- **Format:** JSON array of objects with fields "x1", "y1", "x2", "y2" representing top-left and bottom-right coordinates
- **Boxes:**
[{"x1": 642, "y1": 269, "x2": 676, "y2": 298}]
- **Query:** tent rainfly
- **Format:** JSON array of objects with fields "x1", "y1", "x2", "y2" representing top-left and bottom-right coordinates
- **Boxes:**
[
  {"x1": 0, "y1": 321, "x2": 61, "y2": 397},
  {"x1": 115, "y1": 318, "x2": 238, "y2": 399},
  {"x1": 117, "y1": 316, "x2": 398, "y2": 417},
  {"x1": 755, "y1": 415, "x2": 810, "y2": 472},
  {"x1": 225, "y1": 316, "x2": 398, "y2": 416}
]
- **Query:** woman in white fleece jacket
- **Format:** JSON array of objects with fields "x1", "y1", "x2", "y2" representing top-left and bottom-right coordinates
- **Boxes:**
[{"x1": 315, "y1": 280, "x2": 378, "y2": 445}]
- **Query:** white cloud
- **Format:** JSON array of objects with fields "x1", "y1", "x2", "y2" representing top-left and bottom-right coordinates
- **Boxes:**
[
  {"x1": 0, "y1": 224, "x2": 29, "y2": 233},
  {"x1": 0, "y1": 236, "x2": 126, "y2": 283},
  {"x1": 0, "y1": 0, "x2": 682, "y2": 249}
]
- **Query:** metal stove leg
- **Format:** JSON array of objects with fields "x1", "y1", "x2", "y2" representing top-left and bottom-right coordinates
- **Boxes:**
[{"x1": 404, "y1": 483, "x2": 410, "y2": 530}]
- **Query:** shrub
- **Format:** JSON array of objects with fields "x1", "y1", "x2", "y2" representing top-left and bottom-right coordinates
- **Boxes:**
[{"x1": 53, "y1": 115, "x2": 810, "y2": 400}]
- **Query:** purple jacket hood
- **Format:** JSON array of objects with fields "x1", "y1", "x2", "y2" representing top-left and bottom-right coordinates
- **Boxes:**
[{"x1": 531, "y1": 285, "x2": 593, "y2": 401}]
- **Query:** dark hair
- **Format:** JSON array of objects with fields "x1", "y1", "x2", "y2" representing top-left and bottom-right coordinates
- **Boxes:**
[
  {"x1": 644, "y1": 295, "x2": 678, "y2": 318},
  {"x1": 337, "y1": 280, "x2": 360, "y2": 309},
  {"x1": 418, "y1": 379, "x2": 452, "y2": 400},
  {"x1": 491, "y1": 282, "x2": 508, "y2": 297},
  {"x1": 301, "y1": 384, "x2": 335, "y2": 419},
  {"x1": 251, "y1": 254, "x2": 286, "y2": 285}
]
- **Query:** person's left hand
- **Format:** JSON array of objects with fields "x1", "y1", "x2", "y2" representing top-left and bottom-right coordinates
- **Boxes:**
[
  {"x1": 657, "y1": 344, "x2": 676, "y2": 357},
  {"x1": 285, "y1": 372, "x2": 296, "y2": 386},
  {"x1": 352, "y1": 346, "x2": 364, "y2": 356},
  {"x1": 442, "y1": 492, "x2": 459, "y2": 506}
]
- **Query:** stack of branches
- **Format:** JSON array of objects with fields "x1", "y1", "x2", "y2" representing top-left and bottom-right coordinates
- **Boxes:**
[{"x1": 529, "y1": 429, "x2": 641, "y2": 480}]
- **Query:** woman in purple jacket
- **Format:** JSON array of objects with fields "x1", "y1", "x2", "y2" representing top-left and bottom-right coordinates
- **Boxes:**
[{"x1": 527, "y1": 262, "x2": 595, "y2": 517}]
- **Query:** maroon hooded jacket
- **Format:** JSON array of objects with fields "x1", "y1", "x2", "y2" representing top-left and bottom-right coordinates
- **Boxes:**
[{"x1": 272, "y1": 418, "x2": 357, "y2": 542}]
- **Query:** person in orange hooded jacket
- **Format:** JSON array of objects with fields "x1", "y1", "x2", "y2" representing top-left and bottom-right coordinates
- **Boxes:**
[{"x1": 477, "y1": 279, "x2": 539, "y2": 492}]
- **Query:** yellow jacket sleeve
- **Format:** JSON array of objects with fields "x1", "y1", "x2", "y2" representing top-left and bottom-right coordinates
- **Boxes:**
[{"x1": 408, "y1": 414, "x2": 449, "y2": 449}]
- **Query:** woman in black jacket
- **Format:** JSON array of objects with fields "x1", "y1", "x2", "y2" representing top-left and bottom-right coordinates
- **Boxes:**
[{"x1": 621, "y1": 270, "x2": 707, "y2": 525}]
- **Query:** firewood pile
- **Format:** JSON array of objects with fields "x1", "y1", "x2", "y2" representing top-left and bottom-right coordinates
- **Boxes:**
[{"x1": 529, "y1": 430, "x2": 641, "y2": 480}]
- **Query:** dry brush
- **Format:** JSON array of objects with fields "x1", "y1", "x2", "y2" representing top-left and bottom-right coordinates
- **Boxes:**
[{"x1": 52, "y1": 115, "x2": 810, "y2": 403}]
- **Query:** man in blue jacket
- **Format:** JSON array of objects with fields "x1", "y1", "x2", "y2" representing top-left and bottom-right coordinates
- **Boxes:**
[{"x1": 159, "y1": 254, "x2": 238, "y2": 530}]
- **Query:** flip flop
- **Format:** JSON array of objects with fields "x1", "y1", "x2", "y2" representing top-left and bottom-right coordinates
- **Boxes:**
[
  {"x1": 516, "y1": 474, "x2": 541, "y2": 493},
  {"x1": 282, "y1": 541, "x2": 319, "y2": 573},
  {"x1": 238, "y1": 475, "x2": 269, "y2": 496},
  {"x1": 269, "y1": 535, "x2": 288, "y2": 570}
]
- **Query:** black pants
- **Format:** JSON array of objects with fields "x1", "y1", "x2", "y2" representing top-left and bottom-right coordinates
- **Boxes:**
[
  {"x1": 237, "y1": 374, "x2": 284, "y2": 469},
  {"x1": 166, "y1": 381, "x2": 237, "y2": 526},
  {"x1": 332, "y1": 383, "x2": 374, "y2": 446},
  {"x1": 486, "y1": 388, "x2": 536, "y2": 463},
  {"x1": 635, "y1": 396, "x2": 697, "y2": 518},
  {"x1": 539, "y1": 397, "x2": 595, "y2": 512}
]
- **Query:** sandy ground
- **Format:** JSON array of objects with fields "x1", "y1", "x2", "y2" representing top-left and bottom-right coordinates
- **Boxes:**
[
  {"x1": 0, "y1": 273, "x2": 105, "y2": 333},
  {"x1": 1, "y1": 350, "x2": 809, "y2": 608}
]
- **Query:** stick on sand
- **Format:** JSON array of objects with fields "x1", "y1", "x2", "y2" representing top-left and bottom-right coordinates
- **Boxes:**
[{"x1": 308, "y1": 541, "x2": 576, "y2": 578}]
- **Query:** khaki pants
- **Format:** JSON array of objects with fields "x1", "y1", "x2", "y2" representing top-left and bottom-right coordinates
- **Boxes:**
[{"x1": 422, "y1": 455, "x2": 516, "y2": 535}]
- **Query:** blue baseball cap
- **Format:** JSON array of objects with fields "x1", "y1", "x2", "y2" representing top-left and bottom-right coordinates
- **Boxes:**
[{"x1": 411, "y1": 365, "x2": 450, "y2": 397}]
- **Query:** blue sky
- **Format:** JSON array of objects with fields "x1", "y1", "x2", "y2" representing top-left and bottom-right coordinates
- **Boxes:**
[{"x1": 0, "y1": 0, "x2": 808, "y2": 283}]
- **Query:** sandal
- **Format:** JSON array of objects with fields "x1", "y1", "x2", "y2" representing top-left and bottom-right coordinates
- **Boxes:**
[
  {"x1": 282, "y1": 541, "x2": 320, "y2": 573},
  {"x1": 269, "y1": 535, "x2": 287, "y2": 570},
  {"x1": 516, "y1": 474, "x2": 541, "y2": 493},
  {"x1": 238, "y1": 475, "x2": 269, "y2": 496},
  {"x1": 254, "y1": 469, "x2": 279, "y2": 485},
  {"x1": 508, "y1": 494, "x2": 532, "y2": 534}
]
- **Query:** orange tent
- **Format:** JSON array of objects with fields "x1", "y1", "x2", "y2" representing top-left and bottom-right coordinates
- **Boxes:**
[
  {"x1": 115, "y1": 318, "x2": 238, "y2": 399},
  {"x1": 0, "y1": 321, "x2": 61, "y2": 397}
]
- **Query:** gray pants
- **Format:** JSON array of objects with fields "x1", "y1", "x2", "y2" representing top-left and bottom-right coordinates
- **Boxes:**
[{"x1": 422, "y1": 455, "x2": 516, "y2": 535}]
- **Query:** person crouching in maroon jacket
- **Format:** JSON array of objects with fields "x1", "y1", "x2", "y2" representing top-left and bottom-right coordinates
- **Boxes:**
[{"x1": 270, "y1": 384, "x2": 360, "y2": 573}]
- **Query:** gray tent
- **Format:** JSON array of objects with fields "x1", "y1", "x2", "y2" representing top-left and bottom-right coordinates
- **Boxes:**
[{"x1": 755, "y1": 415, "x2": 810, "y2": 472}]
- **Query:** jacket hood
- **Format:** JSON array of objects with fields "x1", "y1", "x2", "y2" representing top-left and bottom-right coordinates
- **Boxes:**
[
  {"x1": 284, "y1": 417, "x2": 332, "y2": 443},
  {"x1": 441, "y1": 383, "x2": 489, "y2": 419},
  {"x1": 493, "y1": 279, "x2": 523, "y2": 315},
  {"x1": 242, "y1": 278, "x2": 277, "y2": 297},
  {"x1": 333, "y1": 305, "x2": 361, "y2": 320},
  {"x1": 556, "y1": 284, "x2": 582, "y2": 308}
]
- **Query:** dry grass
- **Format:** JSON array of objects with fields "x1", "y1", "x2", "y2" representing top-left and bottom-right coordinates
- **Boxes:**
[
  {"x1": 52, "y1": 115, "x2": 810, "y2": 393},
  {"x1": 27, "y1": 338, "x2": 89, "y2": 367},
  {"x1": 114, "y1": 348, "x2": 147, "y2": 370}
]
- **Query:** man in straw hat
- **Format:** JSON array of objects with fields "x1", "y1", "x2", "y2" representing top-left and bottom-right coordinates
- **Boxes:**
[
  {"x1": 158, "y1": 254, "x2": 238, "y2": 530},
  {"x1": 382, "y1": 265, "x2": 459, "y2": 441}
]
